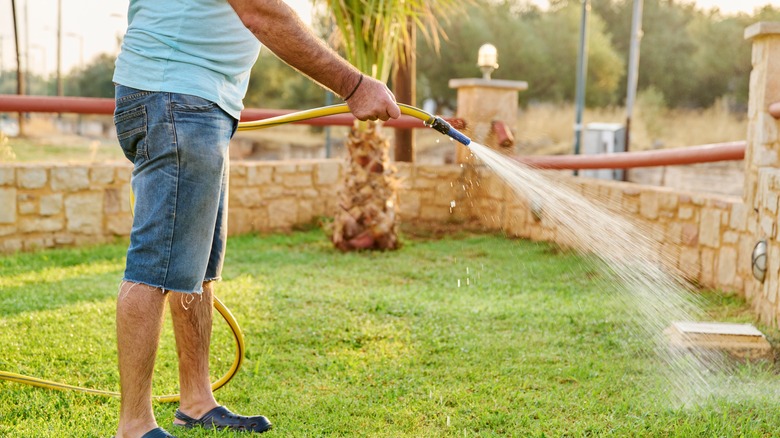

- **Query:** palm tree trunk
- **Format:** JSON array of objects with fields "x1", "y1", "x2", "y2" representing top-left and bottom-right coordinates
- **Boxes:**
[{"x1": 332, "y1": 121, "x2": 400, "y2": 251}]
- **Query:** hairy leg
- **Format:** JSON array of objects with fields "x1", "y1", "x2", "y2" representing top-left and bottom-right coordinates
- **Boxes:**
[
  {"x1": 115, "y1": 281, "x2": 168, "y2": 438},
  {"x1": 169, "y1": 282, "x2": 219, "y2": 423}
]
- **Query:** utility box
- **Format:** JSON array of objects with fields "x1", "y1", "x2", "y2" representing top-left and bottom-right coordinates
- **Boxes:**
[{"x1": 582, "y1": 123, "x2": 626, "y2": 180}]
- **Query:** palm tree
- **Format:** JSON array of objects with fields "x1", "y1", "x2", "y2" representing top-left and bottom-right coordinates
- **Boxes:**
[{"x1": 322, "y1": 0, "x2": 460, "y2": 251}]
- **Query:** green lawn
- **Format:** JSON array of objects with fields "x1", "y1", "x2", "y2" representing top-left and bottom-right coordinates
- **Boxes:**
[
  {"x1": 1, "y1": 230, "x2": 779, "y2": 437},
  {"x1": 2, "y1": 136, "x2": 125, "y2": 163}
]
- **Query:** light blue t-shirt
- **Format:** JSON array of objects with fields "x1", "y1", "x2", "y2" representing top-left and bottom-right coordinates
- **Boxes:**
[{"x1": 113, "y1": 0, "x2": 261, "y2": 119}]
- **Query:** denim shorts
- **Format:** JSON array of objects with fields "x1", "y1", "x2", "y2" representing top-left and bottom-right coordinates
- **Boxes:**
[{"x1": 114, "y1": 84, "x2": 237, "y2": 294}]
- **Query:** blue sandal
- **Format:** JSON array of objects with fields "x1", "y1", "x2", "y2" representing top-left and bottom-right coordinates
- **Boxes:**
[
  {"x1": 141, "y1": 428, "x2": 176, "y2": 438},
  {"x1": 174, "y1": 406, "x2": 272, "y2": 433},
  {"x1": 113, "y1": 427, "x2": 175, "y2": 438}
]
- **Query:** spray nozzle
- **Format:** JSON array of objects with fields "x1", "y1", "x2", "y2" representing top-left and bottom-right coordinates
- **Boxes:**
[{"x1": 427, "y1": 116, "x2": 471, "y2": 146}]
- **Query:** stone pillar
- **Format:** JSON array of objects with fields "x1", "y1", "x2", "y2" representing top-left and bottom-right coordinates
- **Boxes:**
[
  {"x1": 744, "y1": 22, "x2": 780, "y2": 210},
  {"x1": 448, "y1": 78, "x2": 527, "y2": 164},
  {"x1": 744, "y1": 22, "x2": 780, "y2": 326}
]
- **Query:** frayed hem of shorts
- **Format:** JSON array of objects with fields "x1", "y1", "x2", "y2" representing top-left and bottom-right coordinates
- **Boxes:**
[
  {"x1": 121, "y1": 278, "x2": 204, "y2": 295},
  {"x1": 204, "y1": 276, "x2": 222, "y2": 283}
]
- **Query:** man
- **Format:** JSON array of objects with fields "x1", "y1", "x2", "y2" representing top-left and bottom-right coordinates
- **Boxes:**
[{"x1": 112, "y1": 1, "x2": 401, "y2": 437}]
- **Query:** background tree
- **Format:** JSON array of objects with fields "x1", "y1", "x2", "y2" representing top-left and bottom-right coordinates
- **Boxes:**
[
  {"x1": 417, "y1": 0, "x2": 623, "y2": 108},
  {"x1": 65, "y1": 53, "x2": 116, "y2": 98},
  {"x1": 245, "y1": 50, "x2": 329, "y2": 110}
]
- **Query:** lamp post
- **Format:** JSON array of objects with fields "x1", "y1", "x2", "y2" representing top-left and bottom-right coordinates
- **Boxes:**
[
  {"x1": 477, "y1": 43, "x2": 498, "y2": 80},
  {"x1": 65, "y1": 32, "x2": 84, "y2": 69}
]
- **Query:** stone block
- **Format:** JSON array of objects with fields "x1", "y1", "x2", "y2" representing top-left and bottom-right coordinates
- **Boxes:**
[
  {"x1": 0, "y1": 224, "x2": 17, "y2": 237},
  {"x1": 228, "y1": 208, "x2": 268, "y2": 235},
  {"x1": 664, "y1": 322, "x2": 774, "y2": 363},
  {"x1": 717, "y1": 246, "x2": 738, "y2": 287},
  {"x1": 729, "y1": 203, "x2": 748, "y2": 231},
  {"x1": 622, "y1": 195, "x2": 639, "y2": 214},
  {"x1": 18, "y1": 167, "x2": 47, "y2": 189},
  {"x1": 19, "y1": 217, "x2": 63, "y2": 233},
  {"x1": 699, "y1": 208, "x2": 721, "y2": 248},
  {"x1": 0, "y1": 167, "x2": 14, "y2": 186},
  {"x1": 316, "y1": 161, "x2": 341, "y2": 186},
  {"x1": 283, "y1": 173, "x2": 312, "y2": 188},
  {"x1": 267, "y1": 198, "x2": 298, "y2": 229},
  {"x1": 419, "y1": 204, "x2": 449, "y2": 222},
  {"x1": 231, "y1": 187, "x2": 265, "y2": 208},
  {"x1": 115, "y1": 167, "x2": 131, "y2": 182},
  {"x1": 398, "y1": 191, "x2": 421, "y2": 218},
  {"x1": 106, "y1": 214, "x2": 132, "y2": 236},
  {"x1": 91, "y1": 166, "x2": 115, "y2": 185},
  {"x1": 296, "y1": 162, "x2": 314, "y2": 173},
  {"x1": 54, "y1": 235, "x2": 75, "y2": 245},
  {"x1": 40, "y1": 194, "x2": 63, "y2": 216},
  {"x1": 52, "y1": 166, "x2": 90, "y2": 192},
  {"x1": 701, "y1": 248, "x2": 716, "y2": 286},
  {"x1": 723, "y1": 231, "x2": 740, "y2": 245},
  {"x1": 18, "y1": 196, "x2": 36, "y2": 215},
  {"x1": 247, "y1": 165, "x2": 273, "y2": 186},
  {"x1": 666, "y1": 222, "x2": 683, "y2": 245},
  {"x1": 640, "y1": 192, "x2": 659, "y2": 219},
  {"x1": 274, "y1": 163, "x2": 297, "y2": 175},
  {"x1": 1, "y1": 238, "x2": 22, "y2": 253},
  {"x1": 658, "y1": 192, "x2": 679, "y2": 211},
  {"x1": 298, "y1": 200, "x2": 314, "y2": 223},
  {"x1": 681, "y1": 223, "x2": 699, "y2": 246},
  {"x1": 65, "y1": 192, "x2": 103, "y2": 234},
  {"x1": 104, "y1": 189, "x2": 121, "y2": 214},
  {"x1": 678, "y1": 206, "x2": 695, "y2": 220},
  {"x1": 0, "y1": 188, "x2": 16, "y2": 224}
]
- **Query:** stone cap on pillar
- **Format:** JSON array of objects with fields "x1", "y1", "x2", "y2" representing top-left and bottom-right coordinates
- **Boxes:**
[
  {"x1": 448, "y1": 78, "x2": 528, "y2": 91},
  {"x1": 745, "y1": 21, "x2": 780, "y2": 40}
]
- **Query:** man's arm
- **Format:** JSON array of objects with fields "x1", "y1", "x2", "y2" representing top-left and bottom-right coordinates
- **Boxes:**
[{"x1": 227, "y1": 0, "x2": 401, "y2": 121}]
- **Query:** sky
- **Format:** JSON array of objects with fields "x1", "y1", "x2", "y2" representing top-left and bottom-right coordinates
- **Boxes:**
[{"x1": 0, "y1": 0, "x2": 776, "y2": 77}]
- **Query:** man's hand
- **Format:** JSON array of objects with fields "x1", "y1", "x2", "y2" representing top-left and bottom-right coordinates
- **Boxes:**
[{"x1": 345, "y1": 74, "x2": 401, "y2": 122}]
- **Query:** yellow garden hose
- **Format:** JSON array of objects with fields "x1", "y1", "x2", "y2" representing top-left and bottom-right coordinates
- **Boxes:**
[
  {"x1": 0, "y1": 102, "x2": 470, "y2": 401},
  {"x1": 0, "y1": 296, "x2": 243, "y2": 403}
]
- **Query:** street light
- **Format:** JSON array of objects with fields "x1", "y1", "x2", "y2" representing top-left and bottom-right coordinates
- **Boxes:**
[
  {"x1": 477, "y1": 43, "x2": 498, "y2": 80},
  {"x1": 65, "y1": 32, "x2": 84, "y2": 69}
]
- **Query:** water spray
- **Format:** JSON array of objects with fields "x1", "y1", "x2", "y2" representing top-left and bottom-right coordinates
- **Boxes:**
[{"x1": 0, "y1": 102, "x2": 472, "y2": 400}]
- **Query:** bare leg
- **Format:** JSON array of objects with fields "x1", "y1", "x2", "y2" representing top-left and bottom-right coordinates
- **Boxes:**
[
  {"x1": 169, "y1": 281, "x2": 219, "y2": 423},
  {"x1": 115, "y1": 282, "x2": 168, "y2": 438}
]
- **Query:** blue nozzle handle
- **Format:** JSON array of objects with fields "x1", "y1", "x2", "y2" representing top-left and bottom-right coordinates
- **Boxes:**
[
  {"x1": 428, "y1": 117, "x2": 471, "y2": 146},
  {"x1": 446, "y1": 126, "x2": 471, "y2": 146}
]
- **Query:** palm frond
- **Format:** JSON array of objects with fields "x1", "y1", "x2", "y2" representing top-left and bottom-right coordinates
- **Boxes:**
[{"x1": 319, "y1": 0, "x2": 467, "y2": 83}]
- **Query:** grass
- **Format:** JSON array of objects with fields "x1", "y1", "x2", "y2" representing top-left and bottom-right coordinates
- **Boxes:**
[{"x1": 1, "y1": 230, "x2": 779, "y2": 436}]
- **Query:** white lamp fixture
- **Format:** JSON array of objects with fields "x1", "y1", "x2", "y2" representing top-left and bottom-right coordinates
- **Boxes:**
[
  {"x1": 752, "y1": 240, "x2": 767, "y2": 282},
  {"x1": 477, "y1": 43, "x2": 499, "y2": 80}
]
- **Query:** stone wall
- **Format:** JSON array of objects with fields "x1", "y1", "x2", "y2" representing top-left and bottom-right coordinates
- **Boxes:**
[
  {"x1": 0, "y1": 162, "x2": 133, "y2": 253},
  {"x1": 469, "y1": 168, "x2": 754, "y2": 294},
  {"x1": 0, "y1": 160, "x2": 470, "y2": 254}
]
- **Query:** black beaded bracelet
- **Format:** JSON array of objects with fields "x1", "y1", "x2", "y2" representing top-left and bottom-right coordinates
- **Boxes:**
[{"x1": 344, "y1": 74, "x2": 364, "y2": 101}]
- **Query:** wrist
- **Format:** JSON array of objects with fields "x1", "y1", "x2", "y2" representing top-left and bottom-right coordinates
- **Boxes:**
[{"x1": 343, "y1": 73, "x2": 364, "y2": 101}]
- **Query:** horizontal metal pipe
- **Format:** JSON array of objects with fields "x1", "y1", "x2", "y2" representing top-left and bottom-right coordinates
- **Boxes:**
[
  {"x1": 0, "y1": 94, "x2": 458, "y2": 129},
  {"x1": 515, "y1": 141, "x2": 746, "y2": 169}
]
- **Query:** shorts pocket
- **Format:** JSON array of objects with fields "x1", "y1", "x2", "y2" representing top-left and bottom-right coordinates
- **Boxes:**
[
  {"x1": 171, "y1": 94, "x2": 218, "y2": 112},
  {"x1": 114, "y1": 105, "x2": 148, "y2": 162}
]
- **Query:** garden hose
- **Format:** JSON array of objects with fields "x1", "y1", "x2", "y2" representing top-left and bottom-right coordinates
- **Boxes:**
[
  {"x1": 238, "y1": 103, "x2": 472, "y2": 146},
  {"x1": 0, "y1": 102, "x2": 470, "y2": 401}
]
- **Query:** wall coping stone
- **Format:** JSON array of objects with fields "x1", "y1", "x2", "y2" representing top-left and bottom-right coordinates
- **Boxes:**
[{"x1": 745, "y1": 21, "x2": 780, "y2": 40}]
